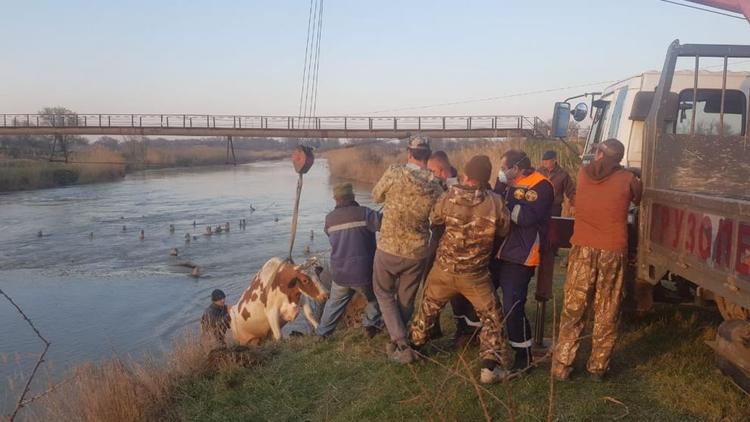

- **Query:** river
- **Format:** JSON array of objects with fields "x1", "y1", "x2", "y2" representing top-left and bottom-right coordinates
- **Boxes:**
[{"x1": 0, "y1": 158, "x2": 373, "y2": 414}]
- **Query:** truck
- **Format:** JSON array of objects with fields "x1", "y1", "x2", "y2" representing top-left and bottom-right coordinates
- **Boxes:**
[{"x1": 551, "y1": 38, "x2": 750, "y2": 391}]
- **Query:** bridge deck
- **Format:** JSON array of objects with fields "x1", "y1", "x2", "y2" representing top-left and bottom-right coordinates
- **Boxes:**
[{"x1": 0, "y1": 114, "x2": 545, "y2": 139}]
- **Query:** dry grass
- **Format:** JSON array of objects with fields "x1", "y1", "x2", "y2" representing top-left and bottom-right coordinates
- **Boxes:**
[
  {"x1": 23, "y1": 336, "x2": 270, "y2": 422},
  {"x1": 325, "y1": 138, "x2": 583, "y2": 186},
  {"x1": 72, "y1": 145, "x2": 127, "y2": 183},
  {"x1": 168, "y1": 296, "x2": 750, "y2": 421}
]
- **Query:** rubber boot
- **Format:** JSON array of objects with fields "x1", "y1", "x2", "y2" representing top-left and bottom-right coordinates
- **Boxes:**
[
  {"x1": 451, "y1": 318, "x2": 478, "y2": 349},
  {"x1": 512, "y1": 347, "x2": 533, "y2": 373},
  {"x1": 426, "y1": 316, "x2": 443, "y2": 340}
]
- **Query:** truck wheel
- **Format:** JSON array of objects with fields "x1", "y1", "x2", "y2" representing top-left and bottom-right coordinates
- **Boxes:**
[
  {"x1": 715, "y1": 295, "x2": 750, "y2": 321},
  {"x1": 709, "y1": 296, "x2": 750, "y2": 393},
  {"x1": 708, "y1": 319, "x2": 750, "y2": 394}
]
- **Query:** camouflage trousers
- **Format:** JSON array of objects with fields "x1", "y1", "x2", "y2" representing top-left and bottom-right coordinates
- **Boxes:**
[
  {"x1": 552, "y1": 245, "x2": 626, "y2": 378},
  {"x1": 410, "y1": 266, "x2": 511, "y2": 368}
]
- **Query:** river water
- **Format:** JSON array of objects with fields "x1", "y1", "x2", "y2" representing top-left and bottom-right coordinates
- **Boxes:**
[{"x1": 0, "y1": 159, "x2": 372, "y2": 413}]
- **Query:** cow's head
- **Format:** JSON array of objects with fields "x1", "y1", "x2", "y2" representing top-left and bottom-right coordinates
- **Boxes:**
[{"x1": 275, "y1": 257, "x2": 328, "y2": 303}]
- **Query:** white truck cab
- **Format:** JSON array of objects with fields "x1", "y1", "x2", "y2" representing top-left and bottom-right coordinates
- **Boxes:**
[{"x1": 576, "y1": 70, "x2": 750, "y2": 169}]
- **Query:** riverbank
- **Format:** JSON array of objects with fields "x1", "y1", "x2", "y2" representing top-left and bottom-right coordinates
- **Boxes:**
[
  {"x1": 29, "y1": 285, "x2": 750, "y2": 421},
  {"x1": 325, "y1": 138, "x2": 582, "y2": 186},
  {"x1": 169, "y1": 305, "x2": 750, "y2": 421},
  {"x1": 0, "y1": 146, "x2": 288, "y2": 192}
]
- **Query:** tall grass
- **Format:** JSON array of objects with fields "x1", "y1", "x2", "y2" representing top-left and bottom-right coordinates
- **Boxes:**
[
  {"x1": 73, "y1": 145, "x2": 127, "y2": 184},
  {"x1": 24, "y1": 336, "x2": 268, "y2": 422},
  {"x1": 326, "y1": 138, "x2": 583, "y2": 186}
]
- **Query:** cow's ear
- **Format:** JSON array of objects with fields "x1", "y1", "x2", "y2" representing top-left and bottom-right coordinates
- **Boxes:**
[
  {"x1": 287, "y1": 277, "x2": 299, "y2": 288},
  {"x1": 314, "y1": 266, "x2": 324, "y2": 276}
]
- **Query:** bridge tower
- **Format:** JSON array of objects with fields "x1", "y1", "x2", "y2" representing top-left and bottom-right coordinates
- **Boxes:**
[{"x1": 48, "y1": 134, "x2": 69, "y2": 163}]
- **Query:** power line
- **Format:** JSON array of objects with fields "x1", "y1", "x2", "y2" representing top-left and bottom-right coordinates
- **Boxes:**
[{"x1": 657, "y1": 0, "x2": 745, "y2": 20}]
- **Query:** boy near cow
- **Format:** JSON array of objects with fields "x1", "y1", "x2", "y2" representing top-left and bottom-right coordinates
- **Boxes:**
[
  {"x1": 201, "y1": 289, "x2": 231, "y2": 346},
  {"x1": 552, "y1": 138, "x2": 642, "y2": 381},
  {"x1": 411, "y1": 155, "x2": 512, "y2": 384},
  {"x1": 372, "y1": 135, "x2": 444, "y2": 363},
  {"x1": 316, "y1": 183, "x2": 384, "y2": 339}
]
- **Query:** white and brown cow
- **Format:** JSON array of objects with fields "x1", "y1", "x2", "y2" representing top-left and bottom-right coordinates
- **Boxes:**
[{"x1": 229, "y1": 257, "x2": 328, "y2": 345}]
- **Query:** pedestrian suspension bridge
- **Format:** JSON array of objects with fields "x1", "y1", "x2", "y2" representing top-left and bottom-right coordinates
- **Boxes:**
[{"x1": 0, "y1": 113, "x2": 548, "y2": 163}]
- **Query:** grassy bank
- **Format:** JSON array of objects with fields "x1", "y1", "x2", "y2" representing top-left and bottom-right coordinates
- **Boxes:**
[
  {"x1": 0, "y1": 146, "x2": 288, "y2": 192},
  {"x1": 326, "y1": 138, "x2": 583, "y2": 186},
  {"x1": 17, "y1": 268, "x2": 750, "y2": 421},
  {"x1": 167, "y1": 299, "x2": 749, "y2": 421}
]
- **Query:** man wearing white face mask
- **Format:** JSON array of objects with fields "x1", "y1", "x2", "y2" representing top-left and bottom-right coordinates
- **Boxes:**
[{"x1": 491, "y1": 149, "x2": 554, "y2": 373}]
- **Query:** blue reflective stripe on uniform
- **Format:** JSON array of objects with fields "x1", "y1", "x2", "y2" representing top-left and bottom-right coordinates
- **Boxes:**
[{"x1": 327, "y1": 220, "x2": 367, "y2": 233}]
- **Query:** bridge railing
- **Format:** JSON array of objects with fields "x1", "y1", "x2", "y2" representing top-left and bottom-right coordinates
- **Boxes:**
[{"x1": 1, "y1": 113, "x2": 545, "y2": 134}]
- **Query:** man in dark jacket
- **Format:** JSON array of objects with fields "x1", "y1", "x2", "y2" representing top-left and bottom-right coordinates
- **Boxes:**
[
  {"x1": 538, "y1": 149, "x2": 576, "y2": 288},
  {"x1": 492, "y1": 149, "x2": 554, "y2": 372},
  {"x1": 201, "y1": 289, "x2": 231, "y2": 346},
  {"x1": 316, "y1": 183, "x2": 383, "y2": 338},
  {"x1": 539, "y1": 150, "x2": 575, "y2": 217}
]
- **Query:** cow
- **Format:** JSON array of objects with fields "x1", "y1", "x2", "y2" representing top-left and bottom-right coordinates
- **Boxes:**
[{"x1": 229, "y1": 256, "x2": 328, "y2": 345}]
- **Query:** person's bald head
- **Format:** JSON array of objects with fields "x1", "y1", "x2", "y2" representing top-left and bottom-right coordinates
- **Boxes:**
[
  {"x1": 596, "y1": 138, "x2": 626, "y2": 163},
  {"x1": 428, "y1": 151, "x2": 452, "y2": 181}
]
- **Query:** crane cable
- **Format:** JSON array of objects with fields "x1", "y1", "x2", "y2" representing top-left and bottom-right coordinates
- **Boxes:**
[
  {"x1": 297, "y1": 0, "x2": 315, "y2": 119},
  {"x1": 310, "y1": 0, "x2": 324, "y2": 120},
  {"x1": 298, "y1": 0, "x2": 324, "y2": 129}
]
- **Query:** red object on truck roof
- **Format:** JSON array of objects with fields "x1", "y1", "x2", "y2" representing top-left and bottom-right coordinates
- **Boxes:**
[{"x1": 687, "y1": 0, "x2": 750, "y2": 23}]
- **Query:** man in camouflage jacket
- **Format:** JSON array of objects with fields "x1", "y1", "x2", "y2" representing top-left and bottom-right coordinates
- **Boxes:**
[
  {"x1": 411, "y1": 155, "x2": 513, "y2": 384},
  {"x1": 372, "y1": 135, "x2": 444, "y2": 363}
]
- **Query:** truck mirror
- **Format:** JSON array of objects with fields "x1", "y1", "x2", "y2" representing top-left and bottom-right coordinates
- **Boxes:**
[
  {"x1": 572, "y1": 102, "x2": 588, "y2": 122},
  {"x1": 552, "y1": 102, "x2": 571, "y2": 138}
]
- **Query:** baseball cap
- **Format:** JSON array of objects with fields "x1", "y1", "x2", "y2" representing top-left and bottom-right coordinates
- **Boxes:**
[
  {"x1": 407, "y1": 134, "x2": 430, "y2": 150},
  {"x1": 542, "y1": 150, "x2": 557, "y2": 160}
]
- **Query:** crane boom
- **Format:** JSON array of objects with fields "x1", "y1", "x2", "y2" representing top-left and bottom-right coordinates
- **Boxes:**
[{"x1": 687, "y1": 0, "x2": 750, "y2": 22}]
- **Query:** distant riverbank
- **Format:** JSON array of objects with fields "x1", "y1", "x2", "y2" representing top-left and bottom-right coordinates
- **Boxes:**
[{"x1": 0, "y1": 147, "x2": 288, "y2": 192}]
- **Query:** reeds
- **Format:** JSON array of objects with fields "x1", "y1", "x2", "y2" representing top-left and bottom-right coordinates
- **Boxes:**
[
  {"x1": 326, "y1": 138, "x2": 583, "y2": 186},
  {"x1": 28, "y1": 336, "x2": 268, "y2": 422}
]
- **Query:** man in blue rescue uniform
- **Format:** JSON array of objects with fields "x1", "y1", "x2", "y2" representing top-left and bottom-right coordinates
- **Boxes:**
[
  {"x1": 492, "y1": 149, "x2": 554, "y2": 372},
  {"x1": 316, "y1": 182, "x2": 383, "y2": 339}
]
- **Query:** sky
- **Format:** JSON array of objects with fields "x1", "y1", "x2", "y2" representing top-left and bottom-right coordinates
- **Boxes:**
[{"x1": 0, "y1": 0, "x2": 748, "y2": 120}]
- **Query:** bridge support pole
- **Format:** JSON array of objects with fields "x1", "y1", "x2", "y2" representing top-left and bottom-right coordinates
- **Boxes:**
[
  {"x1": 226, "y1": 136, "x2": 237, "y2": 165},
  {"x1": 49, "y1": 134, "x2": 69, "y2": 163}
]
